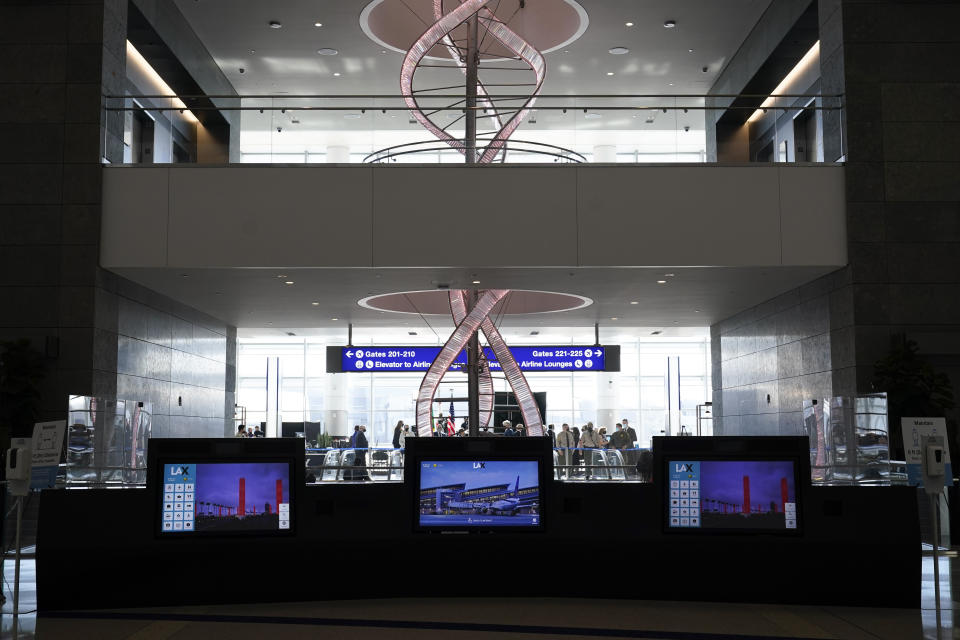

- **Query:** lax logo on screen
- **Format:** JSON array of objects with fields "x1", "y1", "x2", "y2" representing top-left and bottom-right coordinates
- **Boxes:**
[
  {"x1": 472, "y1": 462, "x2": 486, "y2": 469},
  {"x1": 675, "y1": 463, "x2": 695, "y2": 473}
]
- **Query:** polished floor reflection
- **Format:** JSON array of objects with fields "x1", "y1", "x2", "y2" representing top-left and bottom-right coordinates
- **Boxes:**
[{"x1": 0, "y1": 550, "x2": 955, "y2": 639}]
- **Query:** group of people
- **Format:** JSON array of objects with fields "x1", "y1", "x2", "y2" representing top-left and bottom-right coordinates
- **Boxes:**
[{"x1": 235, "y1": 424, "x2": 264, "y2": 438}]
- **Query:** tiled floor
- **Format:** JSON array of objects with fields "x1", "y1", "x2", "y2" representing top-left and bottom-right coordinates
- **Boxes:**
[{"x1": 0, "y1": 551, "x2": 953, "y2": 639}]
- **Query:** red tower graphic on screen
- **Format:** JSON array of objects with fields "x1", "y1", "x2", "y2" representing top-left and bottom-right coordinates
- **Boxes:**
[
  {"x1": 276, "y1": 479, "x2": 283, "y2": 514},
  {"x1": 238, "y1": 478, "x2": 245, "y2": 517},
  {"x1": 742, "y1": 475, "x2": 750, "y2": 515},
  {"x1": 781, "y1": 477, "x2": 789, "y2": 513}
]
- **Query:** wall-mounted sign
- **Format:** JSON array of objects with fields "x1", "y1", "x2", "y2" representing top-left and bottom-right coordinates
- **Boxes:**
[
  {"x1": 901, "y1": 417, "x2": 953, "y2": 487},
  {"x1": 327, "y1": 345, "x2": 619, "y2": 373}
]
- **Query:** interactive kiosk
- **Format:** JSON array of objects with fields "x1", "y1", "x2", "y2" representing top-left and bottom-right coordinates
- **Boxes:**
[{"x1": 37, "y1": 435, "x2": 919, "y2": 611}]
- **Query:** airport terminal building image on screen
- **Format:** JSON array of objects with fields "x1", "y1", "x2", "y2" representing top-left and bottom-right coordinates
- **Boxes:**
[{"x1": 3, "y1": 0, "x2": 958, "y2": 636}]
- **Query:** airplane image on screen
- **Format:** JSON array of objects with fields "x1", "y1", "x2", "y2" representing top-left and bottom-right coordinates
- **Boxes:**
[{"x1": 434, "y1": 476, "x2": 536, "y2": 516}]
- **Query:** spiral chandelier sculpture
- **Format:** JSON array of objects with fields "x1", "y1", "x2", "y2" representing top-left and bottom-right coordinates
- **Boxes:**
[
  {"x1": 401, "y1": 0, "x2": 546, "y2": 163},
  {"x1": 415, "y1": 289, "x2": 544, "y2": 437}
]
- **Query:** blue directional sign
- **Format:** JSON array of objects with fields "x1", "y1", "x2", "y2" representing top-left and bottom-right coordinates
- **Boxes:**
[{"x1": 335, "y1": 345, "x2": 613, "y2": 372}]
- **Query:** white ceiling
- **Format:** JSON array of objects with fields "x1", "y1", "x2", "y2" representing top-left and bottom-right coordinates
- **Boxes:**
[
  {"x1": 175, "y1": 0, "x2": 771, "y2": 95},
  {"x1": 112, "y1": 265, "x2": 834, "y2": 331},
  {"x1": 173, "y1": 0, "x2": 771, "y2": 138}
]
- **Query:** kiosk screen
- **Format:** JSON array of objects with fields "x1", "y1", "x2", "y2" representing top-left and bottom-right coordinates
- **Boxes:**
[
  {"x1": 667, "y1": 459, "x2": 798, "y2": 531},
  {"x1": 419, "y1": 460, "x2": 541, "y2": 528},
  {"x1": 160, "y1": 461, "x2": 292, "y2": 534}
]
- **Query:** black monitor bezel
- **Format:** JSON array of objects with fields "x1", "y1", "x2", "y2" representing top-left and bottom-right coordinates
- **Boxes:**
[
  {"x1": 412, "y1": 455, "x2": 547, "y2": 534},
  {"x1": 155, "y1": 456, "x2": 297, "y2": 538},
  {"x1": 654, "y1": 436, "x2": 808, "y2": 537}
]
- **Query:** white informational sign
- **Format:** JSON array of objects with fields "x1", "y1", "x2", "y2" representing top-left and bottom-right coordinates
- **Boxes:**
[
  {"x1": 30, "y1": 420, "x2": 66, "y2": 490},
  {"x1": 902, "y1": 417, "x2": 953, "y2": 487}
]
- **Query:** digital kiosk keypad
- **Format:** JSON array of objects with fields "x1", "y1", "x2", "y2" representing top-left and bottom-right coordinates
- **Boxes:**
[
  {"x1": 668, "y1": 461, "x2": 701, "y2": 528},
  {"x1": 162, "y1": 463, "x2": 196, "y2": 532}
]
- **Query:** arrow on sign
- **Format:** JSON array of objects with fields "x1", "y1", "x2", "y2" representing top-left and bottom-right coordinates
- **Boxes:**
[{"x1": 346, "y1": 351, "x2": 353, "y2": 358}]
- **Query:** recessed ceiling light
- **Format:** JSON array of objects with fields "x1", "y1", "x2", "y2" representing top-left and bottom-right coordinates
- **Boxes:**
[
  {"x1": 380, "y1": 49, "x2": 387, "y2": 54},
  {"x1": 268, "y1": 20, "x2": 282, "y2": 29},
  {"x1": 625, "y1": 21, "x2": 634, "y2": 27},
  {"x1": 472, "y1": 280, "x2": 480, "y2": 284},
  {"x1": 181, "y1": 274, "x2": 189, "y2": 278},
  {"x1": 285, "y1": 281, "x2": 294, "y2": 285},
  {"x1": 606, "y1": 71, "x2": 615, "y2": 76},
  {"x1": 688, "y1": 49, "x2": 694, "y2": 53},
  {"x1": 330, "y1": 318, "x2": 338, "y2": 321},
  {"x1": 630, "y1": 301, "x2": 638, "y2": 305},
  {"x1": 664, "y1": 273, "x2": 675, "y2": 277},
  {"x1": 663, "y1": 19, "x2": 676, "y2": 28},
  {"x1": 333, "y1": 72, "x2": 341, "y2": 77},
  {"x1": 314, "y1": 22, "x2": 323, "y2": 27},
  {"x1": 277, "y1": 274, "x2": 287, "y2": 278},
  {"x1": 250, "y1": 49, "x2": 256, "y2": 54},
  {"x1": 311, "y1": 302, "x2": 320, "y2": 306},
  {"x1": 608, "y1": 47, "x2": 629, "y2": 55},
  {"x1": 695, "y1": 309, "x2": 701, "y2": 313},
  {"x1": 317, "y1": 48, "x2": 338, "y2": 56},
  {"x1": 657, "y1": 280, "x2": 667, "y2": 284},
  {"x1": 668, "y1": 83, "x2": 674, "y2": 86},
  {"x1": 611, "y1": 317, "x2": 618, "y2": 321}
]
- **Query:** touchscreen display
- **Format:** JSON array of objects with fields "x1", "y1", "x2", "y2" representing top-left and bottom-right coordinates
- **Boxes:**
[
  {"x1": 160, "y1": 462, "x2": 292, "y2": 534},
  {"x1": 668, "y1": 460, "x2": 797, "y2": 531},
  {"x1": 419, "y1": 460, "x2": 541, "y2": 528}
]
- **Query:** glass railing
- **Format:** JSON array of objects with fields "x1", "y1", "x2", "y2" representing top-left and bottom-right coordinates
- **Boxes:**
[
  {"x1": 102, "y1": 92, "x2": 843, "y2": 165},
  {"x1": 304, "y1": 446, "x2": 652, "y2": 484}
]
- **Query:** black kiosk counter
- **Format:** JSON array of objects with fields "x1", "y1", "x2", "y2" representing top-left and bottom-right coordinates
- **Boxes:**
[{"x1": 37, "y1": 436, "x2": 919, "y2": 611}]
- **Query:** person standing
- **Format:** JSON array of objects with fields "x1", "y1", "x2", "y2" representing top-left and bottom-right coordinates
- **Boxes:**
[
  {"x1": 516, "y1": 423, "x2": 526, "y2": 437},
  {"x1": 355, "y1": 425, "x2": 369, "y2": 481},
  {"x1": 502, "y1": 420, "x2": 516, "y2": 436},
  {"x1": 579, "y1": 423, "x2": 602, "y2": 479},
  {"x1": 622, "y1": 418, "x2": 637, "y2": 448},
  {"x1": 622, "y1": 417, "x2": 639, "y2": 477},
  {"x1": 556, "y1": 424, "x2": 575, "y2": 479},
  {"x1": 399, "y1": 424, "x2": 410, "y2": 448},
  {"x1": 235, "y1": 424, "x2": 246, "y2": 438},
  {"x1": 546, "y1": 424, "x2": 556, "y2": 447},
  {"x1": 392, "y1": 420, "x2": 404, "y2": 449}
]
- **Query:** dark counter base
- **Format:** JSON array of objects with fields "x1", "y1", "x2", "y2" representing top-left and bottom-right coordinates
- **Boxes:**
[{"x1": 37, "y1": 482, "x2": 918, "y2": 611}]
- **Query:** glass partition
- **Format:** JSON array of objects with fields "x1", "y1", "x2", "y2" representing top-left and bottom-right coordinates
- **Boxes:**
[{"x1": 104, "y1": 91, "x2": 842, "y2": 165}]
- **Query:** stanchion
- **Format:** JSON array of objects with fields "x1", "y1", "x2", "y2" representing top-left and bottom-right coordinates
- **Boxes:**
[
  {"x1": 931, "y1": 491, "x2": 942, "y2": 636},
  {"x1": 13, "y1": 494, "x2": 23, "y2": 639}
]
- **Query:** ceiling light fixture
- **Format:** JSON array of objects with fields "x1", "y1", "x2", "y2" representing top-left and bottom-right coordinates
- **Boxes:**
[
  {"x1": 657, "y1": 280, "x2": 667, "y2": 284},
  {"x1": 472, "y1": 280, "x2": 480, "y2": 284},
  {"x1": 608, "y1": 46, "x2": 629, "y2": 55},
  {"x1": 606, "y1": 71, "x2": 615, "y2": 76},
  {"x1": 330, "y1": 318, "x2": 338, "y2": 321},
  {"x1": 333, "y1": 72, "x2": 341, "y2": 77},
  {"x1": 311, "y1": 302, "x2": 320, "y2": 306},
  {"x1": 664, "y1": 273, "x2": 675, "y2": 277},
  {"x1": 748, "y1": 40, "x2": 820, "y2": 123},
  {"x1": 663, "y1": 20, "x2": 676, "y2": 28},
  {"x1": 268, "y1": 21, "x2": 282, "y2": 29},
  {"x1": 314, "y1": 22, "x2": 323, "y2": 27},
  {"x1": 625, "y1": 21, "x2": 634, "y2": 27},
  {"x1": 630, "y1": 301, "x2": 638, "y2": 305},
  {"x1": 317, "y1": 48, "x2": 338, "y2": 56},
  {"x1": 611, "y1": 317, "x2": 618, "y2": 321}
]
